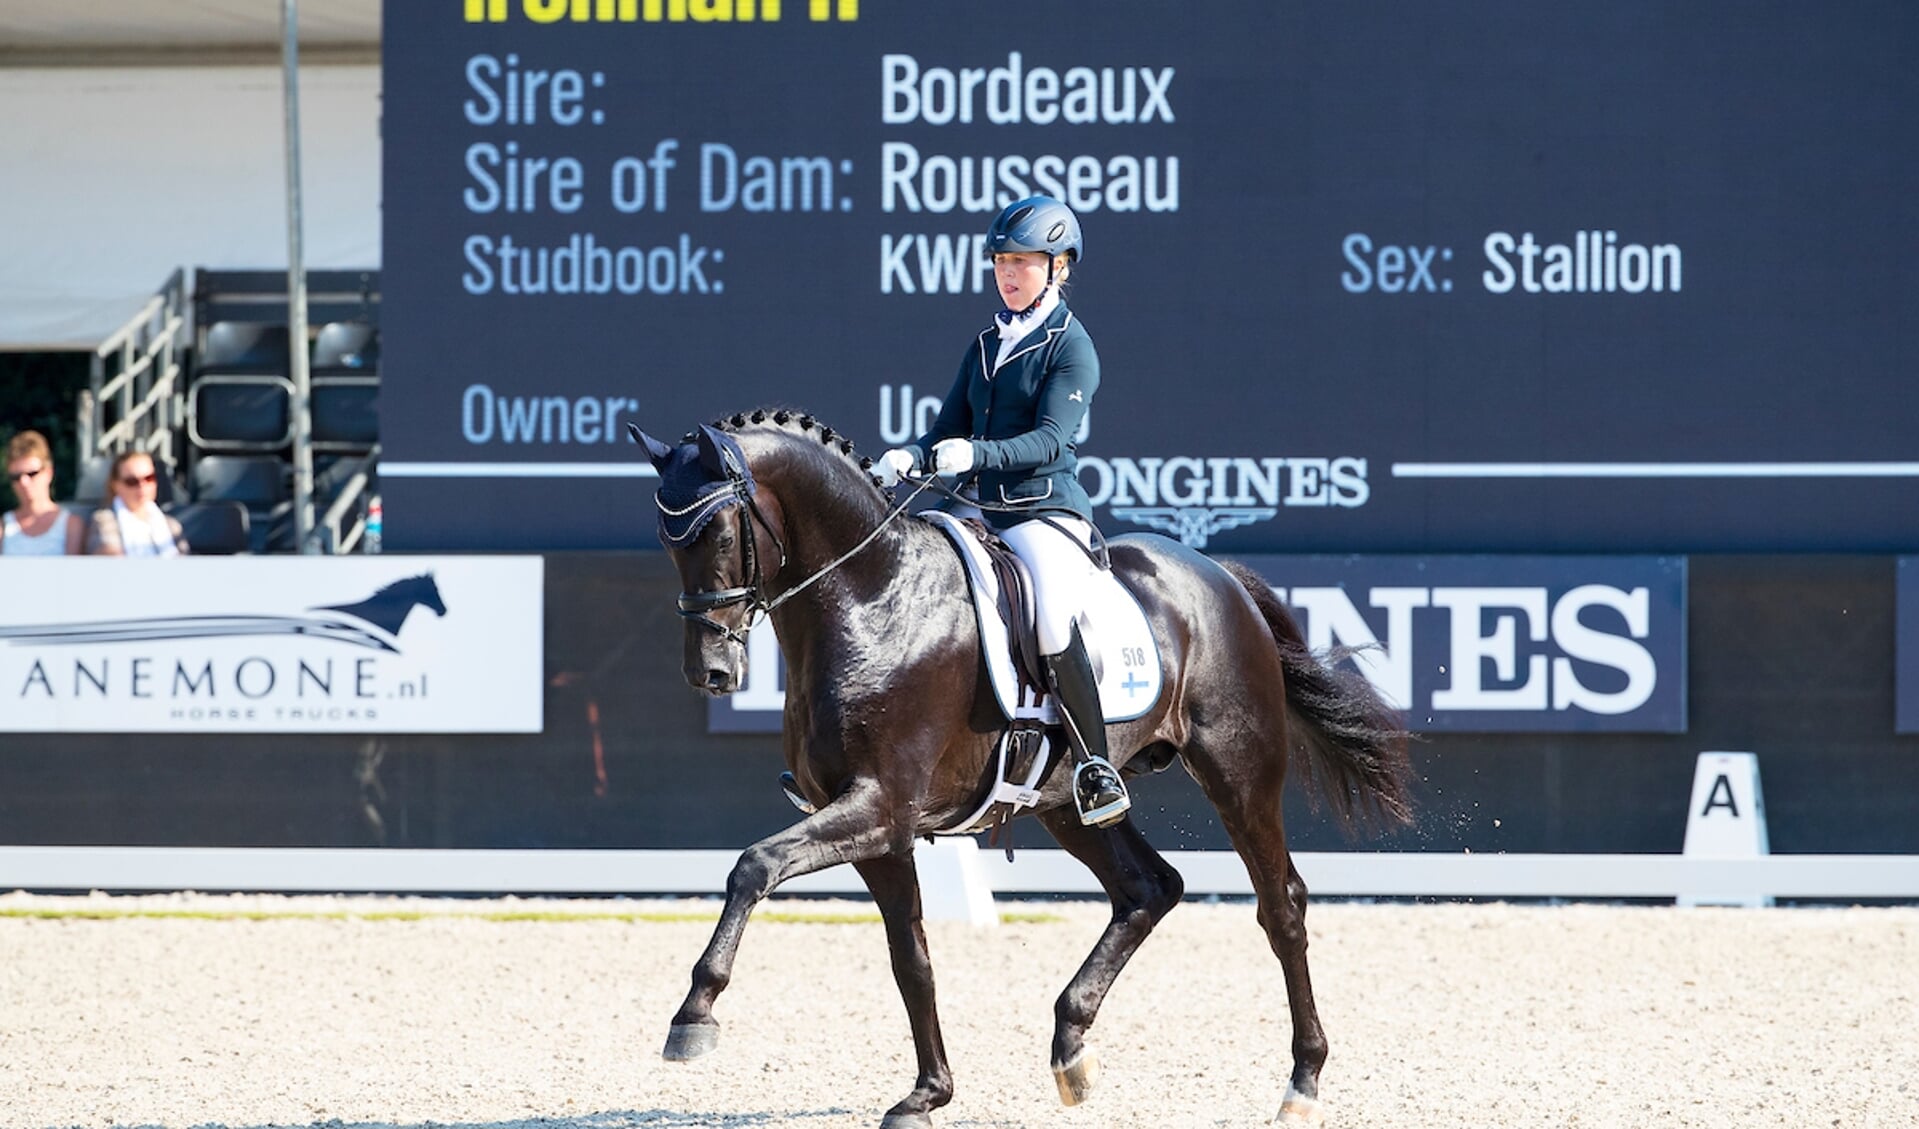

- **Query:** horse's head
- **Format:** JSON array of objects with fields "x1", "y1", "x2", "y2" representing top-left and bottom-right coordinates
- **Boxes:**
[
  {"x1": 632, "y1": 421, "x2": 787, "y2": 696},
  {"x1": 413, "y1": 573, "x2": 448, "y2": 617}
]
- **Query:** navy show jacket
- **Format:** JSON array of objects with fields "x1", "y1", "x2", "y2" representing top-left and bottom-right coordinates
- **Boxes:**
[{"x1": 912, "y1": 303, "x2": 1100, "y2": 530}]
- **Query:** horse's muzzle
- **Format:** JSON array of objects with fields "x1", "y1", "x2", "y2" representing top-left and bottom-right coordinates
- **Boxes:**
[
  {"x1": 690, "y1": 666, "x2": 740, "y2": 696},
  {"x1": 681, "y1": 615, "x2": 749, "y2": 695},
  {"x1": 685, "y1": 639, "x2": 746, "y2": 696}
]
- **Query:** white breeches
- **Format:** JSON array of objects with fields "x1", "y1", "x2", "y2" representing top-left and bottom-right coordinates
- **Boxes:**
[{"x1": 999, "y1": 516, "x2": 1098, "y2": 655}]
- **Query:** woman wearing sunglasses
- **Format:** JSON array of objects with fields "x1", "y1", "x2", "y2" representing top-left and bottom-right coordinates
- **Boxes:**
[
  {"x1": 2, "y1": 430, "x2": 86, "y2": 556},
  {"x1": 85, "y1": 449, "x2": 189, "y2": 556}
]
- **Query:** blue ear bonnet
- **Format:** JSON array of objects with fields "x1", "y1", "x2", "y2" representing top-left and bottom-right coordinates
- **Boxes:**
[{"x1": 655, "y1": 426, "x2": 755, "y2": 545}]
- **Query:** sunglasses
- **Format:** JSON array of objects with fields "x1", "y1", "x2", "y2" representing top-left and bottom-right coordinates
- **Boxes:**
[
  {"x1": 8, "y1": 466, "x2": 46, "y2": 483},
  {"x1": 119, "y1": 472, "x2": 158, "y2": 487}
]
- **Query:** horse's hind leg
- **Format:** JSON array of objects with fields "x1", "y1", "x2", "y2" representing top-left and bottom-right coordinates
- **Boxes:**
[
  {"x1": 664, "y1": 780, "x2": 898, "y2": 1061},
  {"x1": 1185, "y1": 749, "x2": 1330, "y2": 1127},
  {"x1": 853, "y1": 853, "x2": 953, "y2": 1129},
  {"x1": 1036, "y1": 807, "x2": 1185, "y2": 1106},
  {"x1": 1267, "y1": 857, "x2": 1329, "y2": 1126}
]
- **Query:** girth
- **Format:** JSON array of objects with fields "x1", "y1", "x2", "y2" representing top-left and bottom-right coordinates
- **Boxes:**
[{"x1": 944, "y1": 719, "x2": 1064, "y2": 860}]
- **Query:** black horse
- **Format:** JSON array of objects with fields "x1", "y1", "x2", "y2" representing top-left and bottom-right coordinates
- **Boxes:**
[{"x1": 632, "y1": 412, "x2": 1412, "y2": 1128}]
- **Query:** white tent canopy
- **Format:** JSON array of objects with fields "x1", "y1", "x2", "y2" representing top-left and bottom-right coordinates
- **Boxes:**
[
  {"x1": 0, "y1": 1, "x2": 380, "y2": 348},
  {"x1": 0, "y1": 1, "x2": 378, "y2": 65}
]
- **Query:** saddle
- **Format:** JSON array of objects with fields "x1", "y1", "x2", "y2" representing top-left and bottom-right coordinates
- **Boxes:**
[
  {"x1": 919, "y1": 510, "x2": 1164, "y2": 725},
  {"x1": 918, "y1": 510, "x2": 1166, "y2": 853}
]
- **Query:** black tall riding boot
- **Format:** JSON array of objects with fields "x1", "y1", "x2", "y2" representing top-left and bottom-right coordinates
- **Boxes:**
[{"x1": 1045, "y1": 623, "x2": 1131, "y2": 827}]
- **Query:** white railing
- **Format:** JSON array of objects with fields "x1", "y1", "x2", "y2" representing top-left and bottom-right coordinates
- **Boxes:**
[
  {"x1": 83, "y1": 270, "x2": 189, "y2": 477},
  {"x1": 304, "y1": 443, "x2": 380, "y2": 554},
  {"x1": 2, "y1": 847, "x2": 1914, "y2": 903}
]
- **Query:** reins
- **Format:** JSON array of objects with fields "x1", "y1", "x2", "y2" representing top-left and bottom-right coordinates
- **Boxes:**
[
  {"x1": 675, "y1": 457, "x2": 1106, "y2": 647},
  {"x1": 760, "y1": 472, "x2": 937, "y2": 613},
  {"x1": 906, "y1": 470, "x2": 1112, "y2": 571},
  {"x1": 674, "y1": 466, "x2": 937, "y2": 644}
]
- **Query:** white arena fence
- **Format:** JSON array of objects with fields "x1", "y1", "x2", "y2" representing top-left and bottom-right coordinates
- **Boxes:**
[{"x1": 3, "y1": 847, "x2": 1916, "y2": 903}]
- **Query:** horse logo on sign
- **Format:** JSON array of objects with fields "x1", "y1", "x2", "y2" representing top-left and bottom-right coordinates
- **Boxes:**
[{"x1": 0, "y1": 574, "x2": 448, "y2": 654}]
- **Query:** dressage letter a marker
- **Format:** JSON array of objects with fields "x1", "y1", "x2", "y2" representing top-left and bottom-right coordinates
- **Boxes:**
[
  {"x1": 1700, "y1": 773, "x2": 1739, "y2": 818},
  {"x1": 1679, "y1": 752, "x2": 1771, "y2": 907}
]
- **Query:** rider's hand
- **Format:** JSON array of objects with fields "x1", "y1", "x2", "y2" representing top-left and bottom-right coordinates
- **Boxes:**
[
  {"x1": 874, "y1": 447, "x2": 918, "y2": 487},
  {"x1": 932, "y1": 439, "x2": 976, "y2": 476}
]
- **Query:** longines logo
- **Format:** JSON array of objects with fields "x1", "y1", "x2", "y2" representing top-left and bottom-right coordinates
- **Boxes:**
[
  {"x1": 1081, "y1": 455, "x2": 1369, "y2": 548},
  {"x1": 1107, "y1": 506, "x2": 1277, "y2": 549},
  {"x1": 877, "y1": 383, "x2": 1371, "y2": 549}
]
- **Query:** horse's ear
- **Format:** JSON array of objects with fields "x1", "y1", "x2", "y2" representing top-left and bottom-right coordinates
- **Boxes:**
[
  {"x1": 696, "y1": 424, "x2": 743, "y2": 478},
  {"x1": 627, "y1": 423, "x2": 675, "y2": 472}
]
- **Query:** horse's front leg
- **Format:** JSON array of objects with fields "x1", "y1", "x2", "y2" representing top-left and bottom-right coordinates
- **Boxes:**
[
  {"x1": 854, "y1": 852, "x2": 954, "y2": 1129},
  {"x1": 664, "y1": 779, "x2": 896, "y2": 1060}
]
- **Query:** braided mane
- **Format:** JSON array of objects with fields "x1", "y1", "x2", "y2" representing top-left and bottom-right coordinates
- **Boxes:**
[{"x1": 694, "y1": 408, "x2": 889, "y2": 500}]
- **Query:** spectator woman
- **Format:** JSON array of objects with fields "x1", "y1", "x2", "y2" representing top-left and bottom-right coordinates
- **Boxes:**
[
  {"x1": 2, "y1": 429, "x2": 86, "y2": 556},
  {"x1": 86, "y1": 450, "x2": 189, "y2": 556}
]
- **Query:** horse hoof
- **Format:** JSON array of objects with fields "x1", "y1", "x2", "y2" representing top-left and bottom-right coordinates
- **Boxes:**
[
  {"x1": 1277, "y1": 1085, "x2": 1325, "y2": 1126},
  {"x1": 1052, "y1": 1047, "x2": 1100, "y2": 1106},
  {"x1": 878, "y1": 1114, "x2": 934, "y2": 1129},
  {"x1": 661, "y1": 1022, "x2": 720, "y2": 1061}
]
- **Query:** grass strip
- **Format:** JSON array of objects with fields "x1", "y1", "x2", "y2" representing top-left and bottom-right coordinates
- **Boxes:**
[{"x1": 0, "y1": 907, "x2": 1062, "y2": 925}]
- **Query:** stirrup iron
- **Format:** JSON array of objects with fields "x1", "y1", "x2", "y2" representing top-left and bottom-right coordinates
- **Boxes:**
[{"x1": 1072, "y1": 757, "x2": 1131, "y2": 827}]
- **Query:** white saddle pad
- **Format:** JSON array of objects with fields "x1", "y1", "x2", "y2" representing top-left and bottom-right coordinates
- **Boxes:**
[{"x1": 920, "y1": 511, "x2": 1163, "y2": 725}]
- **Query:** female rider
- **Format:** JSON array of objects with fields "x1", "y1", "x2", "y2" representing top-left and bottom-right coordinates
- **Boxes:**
[{"x1": 874, "y1": 195, "x2": 1129, "y2": 827}]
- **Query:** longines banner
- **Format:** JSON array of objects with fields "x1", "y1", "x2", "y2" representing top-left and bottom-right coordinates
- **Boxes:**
[
  {"x1": 0, "y1": 559, "x2": 542, "y2": 733},
  {"x1": 381, "y1": 3, "x2": 1914, "y2": 553},
  {"x1": 710, "y1": 554, "x2": 1687, "y2": 734}
]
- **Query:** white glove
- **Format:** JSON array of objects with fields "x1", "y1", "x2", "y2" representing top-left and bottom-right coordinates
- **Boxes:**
[
  {"x1": 874, "y1": 447, "x2": 917, "y2": 487},
  {"x1": 932, "y1": 438, "x2": 977, "y2": 475}
]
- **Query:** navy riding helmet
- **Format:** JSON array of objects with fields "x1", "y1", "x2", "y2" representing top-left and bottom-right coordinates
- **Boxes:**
[{"x1": 986, "y1": 195, "x2": 1083, "y2": 266}]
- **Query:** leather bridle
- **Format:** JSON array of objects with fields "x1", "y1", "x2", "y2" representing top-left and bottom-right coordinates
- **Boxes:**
[
  {"x1": 667, "y1": 457, "x2": 787, "y2": 648},
  {"x1": 668, "y1": 455, "x2": 936, "y2": 647}
]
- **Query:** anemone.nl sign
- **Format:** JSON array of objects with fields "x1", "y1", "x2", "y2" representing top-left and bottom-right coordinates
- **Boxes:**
[{"x1": 0, "y1": 558, "x2": 542, "y2": 733}]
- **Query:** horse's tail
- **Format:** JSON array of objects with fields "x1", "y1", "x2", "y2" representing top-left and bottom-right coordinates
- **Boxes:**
[{"x1": 1219, "y1": 559, "x2": 1416, "y2": 832}]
